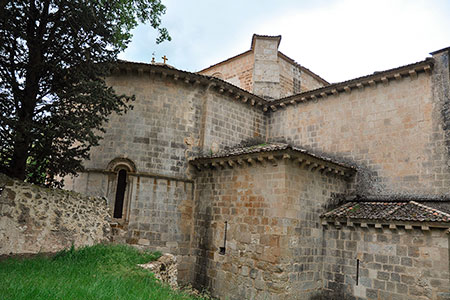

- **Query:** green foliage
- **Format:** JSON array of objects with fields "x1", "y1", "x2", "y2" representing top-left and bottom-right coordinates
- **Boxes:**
[
  {"x1": 0, "y1": 244, "x2": 204, "y2": 300},
  {"x1": 0, "y1": 0, "x2": 170, "y2": 187}
]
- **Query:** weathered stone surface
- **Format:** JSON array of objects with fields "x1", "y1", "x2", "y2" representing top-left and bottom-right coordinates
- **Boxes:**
[
  {"x1": 138, "y1": 253, "x2": 178, "y2": 289},
  {"x1": 0, "y1": 173, "x2": 110, "y2": 255}
]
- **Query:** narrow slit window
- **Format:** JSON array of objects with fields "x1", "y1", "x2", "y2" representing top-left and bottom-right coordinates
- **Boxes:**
[
  {"x1": 356, "y1": 259, "x2": 360, "y2": 286},
  {"x1": 113, "y1": 169, "x2": 127, "y2": 218}
]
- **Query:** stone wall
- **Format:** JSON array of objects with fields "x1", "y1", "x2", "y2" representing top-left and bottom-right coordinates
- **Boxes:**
[
  {"x1": 202, "y1": 92, "x2": 266, "y2": 152},
  {"x1": 192, "y1": 159, "x2": 350, "y2": 299},
  {"x1": 0, "y1": 174, "x2": 110, "y2": 255},
  {"x1": 199, "y1": 51, "x2": 254, "y2": 92},
  {"x1": 321, "y1": 224, "x2": 450, "y2": 300},
  {"x1": 279, "y1": 55, "x2": 327, "y2": 97},
  {"x1": 269, "y1": 69, "x2": 449, "y2": 195},
  {"x1": 64, "y1": 69, "x2": 267, "y2": 284}
]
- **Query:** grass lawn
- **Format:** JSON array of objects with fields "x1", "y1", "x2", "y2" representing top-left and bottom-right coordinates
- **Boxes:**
[{"x1": 0, "y1": 244, "x2": 204, "y2": 300}]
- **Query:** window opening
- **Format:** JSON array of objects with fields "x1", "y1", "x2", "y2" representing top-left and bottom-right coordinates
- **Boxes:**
[
  {"x1": 219, "y1": 221, "x2": 228, "y2": 255},
  {"x1": 113, "y1": 169, "x2": 127, "y2": 218},
  {"x1": 356, "y1": 259, "x2": 360, "y2": 285}
]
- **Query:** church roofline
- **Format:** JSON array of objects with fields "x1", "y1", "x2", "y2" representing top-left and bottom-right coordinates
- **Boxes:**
[
  {"x1": 189, "y1": 143, "x2": 355, "y2": 177},
  {"x1": 197, "y1": 50, "x2": 252, "y2": 73},
  {"x1": 267, "y1": 58, "x2": 434, "y2": 112},
  {"x1": 114, "y1": 59, "x2": 268, "y2": 108},
  {"x1": 430, "y1": 46, "x2": 450, "y2": 55}
]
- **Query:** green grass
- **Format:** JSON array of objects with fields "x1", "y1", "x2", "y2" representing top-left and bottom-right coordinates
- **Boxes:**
[{"x1": 0, "y1": 244, "x2": 203, "y2": 300}]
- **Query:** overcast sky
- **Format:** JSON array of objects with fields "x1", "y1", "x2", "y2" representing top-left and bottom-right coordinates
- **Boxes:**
[{"x1": 118, "y1": 0, "x2": 450, "y2": 83}]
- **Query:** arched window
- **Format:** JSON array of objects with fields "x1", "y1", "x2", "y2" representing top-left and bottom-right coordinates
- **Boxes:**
[
  {"x1": 106, "y1": 157, "x2": 136, "y2": 221},
  {"x1": 113, "y1": 169, "x2": 127, "y2": 218}
]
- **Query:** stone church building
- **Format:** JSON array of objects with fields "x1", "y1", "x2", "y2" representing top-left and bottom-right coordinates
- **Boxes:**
[{"x1": 65, "y1": 35, "x2": 450, "y2": 300}]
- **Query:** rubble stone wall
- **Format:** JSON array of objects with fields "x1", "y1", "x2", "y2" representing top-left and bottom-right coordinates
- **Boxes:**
[
  {"x1": 321, "y1": 224, "x2": 450, "y2": 300},
  {"x1": 0, "y1": 174, "x2": 110, "y2": 255}
]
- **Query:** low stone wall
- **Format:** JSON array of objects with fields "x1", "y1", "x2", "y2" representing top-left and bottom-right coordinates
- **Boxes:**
[{"x1": 0, "y1": 174, "x2": 111, "y2": 255}]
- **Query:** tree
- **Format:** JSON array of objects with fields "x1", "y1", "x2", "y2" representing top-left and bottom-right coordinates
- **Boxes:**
[{"x1": 0, "y1": 0, "x2": 170, "y2": 187}]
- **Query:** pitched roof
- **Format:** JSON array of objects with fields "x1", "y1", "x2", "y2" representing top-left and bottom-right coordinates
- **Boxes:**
[
  {"x1": 114, "y1": 59, "x2": 267, "y2": 108},
  {"x1": 322, "y1": 199, "x2": 450, "y2": 223},
  {"x1": 268, "y1": 58, "x2": 434, "y2": 112},
  {"x1": 190, "y1": 143, "x2": 355, "y2": 177}
]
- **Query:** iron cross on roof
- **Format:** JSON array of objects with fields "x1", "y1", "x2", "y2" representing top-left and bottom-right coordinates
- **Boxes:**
[{"x1": 162, "y1": 55, "x2": 168, "y2": 64}]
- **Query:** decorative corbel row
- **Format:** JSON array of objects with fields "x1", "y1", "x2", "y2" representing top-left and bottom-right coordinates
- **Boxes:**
[
  {"x1": 190, "y1": 150, "x2": 355, "y2": 178},
  {"x1": 268, "y1": 60, "x2": 434, "y2": 111},
  {"x1": 321, "y1": 218, "x2": 446, "y2": 231}
]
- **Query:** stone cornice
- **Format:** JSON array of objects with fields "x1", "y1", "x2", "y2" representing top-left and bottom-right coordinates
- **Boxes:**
[
  {"x1": 114, "y1": 57, "x2": 435, "y2": 114},
  {"x1": 267, "y1": 58, "x2": 435, "y2": 112},
  {"x1": 113, "y1": 60, "x2": 267, "y2": 110},
  {"x1": 321, "y1": 218, "x2": 450, "y2": 230},
  {"x1": 189, "y1": 148, "x2": 356, "y2": 178}
]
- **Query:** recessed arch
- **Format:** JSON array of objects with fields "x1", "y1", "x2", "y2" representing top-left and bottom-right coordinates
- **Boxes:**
[
  {"x1": 106, "y1": 157, "x2": 137, "y2": 173},
  {"x1": 211, "y1": 72, "x2": 224, "y2": 80}
]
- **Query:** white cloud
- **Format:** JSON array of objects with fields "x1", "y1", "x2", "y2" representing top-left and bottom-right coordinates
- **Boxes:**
[{"x1": 119, "y1": 0, "x2": 450, "y2": 82}]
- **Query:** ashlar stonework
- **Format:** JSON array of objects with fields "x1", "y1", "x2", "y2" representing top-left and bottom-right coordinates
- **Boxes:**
[{"x1": 62, "y1": 35, "x2": 450, "y2": 299}]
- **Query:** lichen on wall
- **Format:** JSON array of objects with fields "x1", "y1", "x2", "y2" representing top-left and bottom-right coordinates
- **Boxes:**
[{"x1": 0, "y1": 173, "x2": 111, "y2": 255}]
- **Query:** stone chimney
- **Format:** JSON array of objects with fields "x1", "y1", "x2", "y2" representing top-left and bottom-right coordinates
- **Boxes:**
[{"x1": 251, "y1": 34, "x2": 282, "y2": 100}]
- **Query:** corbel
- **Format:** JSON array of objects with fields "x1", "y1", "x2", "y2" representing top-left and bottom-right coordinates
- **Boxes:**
[
  {"x1": 404, "y1": 224, "x2": 413, "y2": 230},
  {"x1": 257, "y1": 156, "x2": 266, "y2": 166},
  {"x1": 219, "y1": 161, "x2": 226, "y2": 169},
  {"x1": 389, "y1": 224, "x2": 397, "y2": 230},
  {"x1": 173, "y1": 74, "x2": 179, "y2": 81},
  {"x1": 360, "y1": 222, "x2": 368, "y2": 228},
  {"x1": 250, "y1": 99, "x2": 255, "y2": 106},
  {"x1": 237, "y1": 159, "x2": 245, "y2": 167},
  {"x1": 282, "y1": 153, "x2": 291, "y2": 160},
  {"x1": 394, "y1": 73, "x2": 402, "y2": 81},
  {"x1": 263, "y1": 106, "x2": 268, "y2": 112},
  {"x1": 408, "y1": 70, "x2": 417, "y2": 80},
  {"x1": 344, "y1": 86, "x2": 351, "y2": 93},
  {"x1": 421, "y1": 225, "x2": 430, "y2": 231},
  {"x1": 368, "y1": 80, "x2": 376, "y2": 87},
  {"x1": 234, "y1": 95, "x2": 240, "y2": 101},
  {"x1": 267, "y1": 155, "x2": 277, "y2": 165},
  {"x1": 309, "y1": 163, "x2": 319, "y2": 172},
  {"x1": 423, "y1": 65, "x2": 432, "y2": 75},
  {"x1": 356, "y1": 83, "x2": 364, "y2": 90},
  {"x1": 184, "y1": 78, "x2": 190, "y2": 84},
  {"x1": 270, "y1": 105, "x2": 277, "y2": 111},
  {"x1": 279, "y1": 102, "x2": 286, "y2": 108},
  {"x1": 218, "y1": 87, "x2": 225, "y2": 93},
  {"x1": 381, "y1": 77, "x2": 388, "y2": 85},
  {"x1": 320, "y1": 92, "x2": 327, "y2": 99},
  {"x1": 331, "y1": 89, "x2": 338, "y2": 96},
  {"x1": 242, "y1": 97, "x2": 248, "y2": 103},
  {"x1": 374, "y1": 223, "x2": 382, "y2": 229}
]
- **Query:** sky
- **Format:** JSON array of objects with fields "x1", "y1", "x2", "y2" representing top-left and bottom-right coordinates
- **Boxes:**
[{"x1": 118, "y1": 0, "x2": 450, "y2": 83}]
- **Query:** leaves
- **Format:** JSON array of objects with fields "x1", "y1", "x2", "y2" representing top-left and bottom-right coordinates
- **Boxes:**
[{"x1": 0, "y1": 0, "x2": 170, "y2": 186}]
